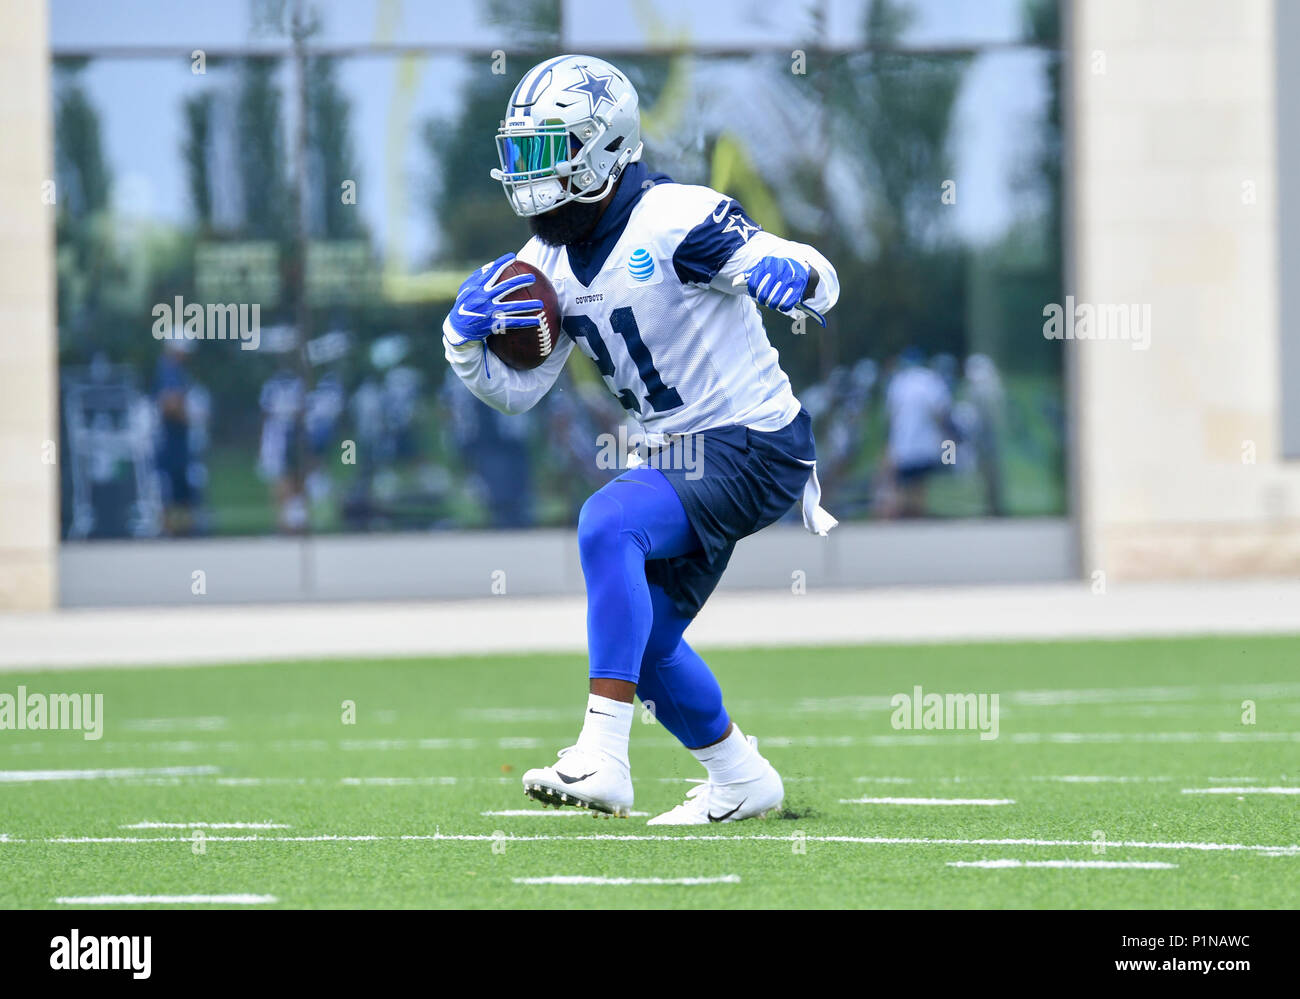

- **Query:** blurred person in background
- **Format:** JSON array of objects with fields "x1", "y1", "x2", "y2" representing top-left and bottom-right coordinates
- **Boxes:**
[
  {"x1": 154, "y1": 338, "x2": 196, "y2": 535},
  {"x1": 341, "y1": 374, "x2": 384, "y2": 530},
  {"x1": 380, "y1": 362, "x2": 422, "y2": 488},
  {"x1": 931, "y1": 352, "x2": 959, "y2": 394},
  {"x1": 962, "y1": 353, "x2": 1007, "y2": 516},
  {"x1": 810, "y1": 358, "x2": 878, "y2": 520},
  {"x1": 541, "y1": 375, "x2": 617, "y2": 523},
  {"x1": 257, "y1": 366, "x2": 307, "y2": 533},
  {"x1": 364, "y1": 334, "x2": 428, "y2": 506},
  {"x1": 183, "y1": 379, "x2": 211, "y2": 534},
  {"x1": 303, "y1": 370, "x2": 345, "y2": 508},
  {"x1": 443, "y1": 368, "x2": 536, "y2": 528},
  {"x1": 882, "y1": 347, "x2": 952, "y2": 518}
]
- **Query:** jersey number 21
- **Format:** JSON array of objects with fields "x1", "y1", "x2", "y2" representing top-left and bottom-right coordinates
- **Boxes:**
[{"x1": 562, "y1": 308, "x2": 684, "y2": 416}]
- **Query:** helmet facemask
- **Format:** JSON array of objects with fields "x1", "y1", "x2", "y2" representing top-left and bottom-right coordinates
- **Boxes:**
[{"x1": 492, "y1": 95, "x2": 641, "y2": 218}]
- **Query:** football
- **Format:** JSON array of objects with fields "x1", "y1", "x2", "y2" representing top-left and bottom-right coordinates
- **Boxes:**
[{"x1": 486, "y1": 259, "x2": 561, "y2": 371}]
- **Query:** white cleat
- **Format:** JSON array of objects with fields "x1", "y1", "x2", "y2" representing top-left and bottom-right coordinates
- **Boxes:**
[
  {"x1": 521, "y1": 744, "x2": 633, "y2": 818},
  {"x1": 647, "y1": 737, "x2": 784, "y2": 825}
]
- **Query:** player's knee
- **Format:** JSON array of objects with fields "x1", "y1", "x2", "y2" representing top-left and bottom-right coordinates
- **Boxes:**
[
  {"x1": 640, "y1": 634, "x2": 679, "y2": 672},
  {"x1": 577, "y1": 491, "x2": 625, "y2": 563}
]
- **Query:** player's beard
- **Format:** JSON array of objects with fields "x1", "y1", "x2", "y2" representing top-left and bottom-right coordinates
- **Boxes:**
[{"x1": 528, "y1": 197, "x2": 606, "y2": 247}]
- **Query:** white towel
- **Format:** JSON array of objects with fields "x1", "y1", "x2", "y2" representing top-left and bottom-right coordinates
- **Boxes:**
[{"x1": 800, "y1": 463, "x2": 839, "y2": 536}]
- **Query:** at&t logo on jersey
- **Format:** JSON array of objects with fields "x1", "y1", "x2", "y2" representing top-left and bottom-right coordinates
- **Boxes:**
[{"x1": 626, "y1": 247, "x2": 662, "y2": 285}]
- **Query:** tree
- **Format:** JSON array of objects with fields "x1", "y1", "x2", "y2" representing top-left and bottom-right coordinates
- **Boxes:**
[
  {"x1": 306, "y1": 55, "x2": 363, "y2": 238},
  {"x1": 53, "y1": 61, "x2": 116, "y2": 356},
  {"x1": 237, "y1": 57, "x2": 291, "y2": 240}
]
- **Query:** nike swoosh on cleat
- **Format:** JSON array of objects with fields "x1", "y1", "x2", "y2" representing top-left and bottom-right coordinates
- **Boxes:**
[
  {"x1": 708, "y1": 799, "x2": 746, "y2": 822},
  {"x1": 556, "y1": 770, "x2": 597, "y2": 784}
]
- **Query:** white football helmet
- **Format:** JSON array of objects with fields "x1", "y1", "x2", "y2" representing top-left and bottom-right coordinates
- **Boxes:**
[{"x1": 491, "y1": 54, "x2": 643, "y2": 217}]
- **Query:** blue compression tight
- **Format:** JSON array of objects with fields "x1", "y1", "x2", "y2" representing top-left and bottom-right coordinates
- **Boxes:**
[{"x1": 577, "y1": 467, "x2": 730, "y2": 749}]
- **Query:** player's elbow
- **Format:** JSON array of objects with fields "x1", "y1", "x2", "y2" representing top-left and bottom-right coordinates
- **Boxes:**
[
  {"x1": 472, "y1": 390, "x2": 536, "y2": 417},
  {"x1": 482, "y1": 384, "x2": 544, "y2": 416},
  {"x1": 497, "y1": 396, "x2": 539, "y2": 416}
]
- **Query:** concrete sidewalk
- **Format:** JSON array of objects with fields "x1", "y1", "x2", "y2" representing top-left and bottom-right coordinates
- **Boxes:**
[{"x1": 1, "y1": 579, "x2": 1298, "y2": 671}]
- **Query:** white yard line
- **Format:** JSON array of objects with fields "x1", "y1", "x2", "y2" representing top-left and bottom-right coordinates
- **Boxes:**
[
  {"x1": 119, "y1": 821, "x2": 290, "y2": 829},
  {"x1": 5, "y1": 832, "x2": 1293, "y2": 852},
  {"x1": 947, "y1": 860, "x2": 1177, "y2": 870},
  {"x1": 14, "y1": 775, "x2": 508, "y2": 787},
  {"x1": 1181, "y1": 787, "x2": 1300, "y2": 795},
  {"x1": 214, "y1": 776, "x2": 511, "y2": 786},
  {"x1": 26, "y1": 731, "x2": 1289, "y2": 757},
  {"x1": 481, "y1": 810, "x2": 650, "y2": 818},
  {"x1": 0, "y1": 766, "x2": 219, "y2": 783},
  {"x1": 848, "y1": 775, "x2": 1284, "y2": 784},
  {"x1": 514, "y1": 875, "x2": 740, "y2": 886},
  {"x1": 47, "y1": 835, "x2": 381, "y2": 843},
  {"x1": 840, "y1": 797, "x2": 1015, "y2": 806},
  {"x1": 341, "y1": 777, "x2": 463, "y2": 786},
  {"x1": 120, "y1": 717, "x2": 228, "y2": 732},
  {"x1": 785, "y1": 683, "x2": 1300, "y2": 714},
  {"x1": 763, "y1": 732, "x2": 1300, "y2": 747},
  {"x1": 217, "y1": 777, "x2": 314, "y2": 786},
  {"x1": 55, "y1": 894, "x2": 277, "y2": 905},
  {"x1": 1029, "y1": 775, "x2": 1175, "y2": 783},
  {"x1": 1206, "y1": 777, "x2": 1265, "y2": 783}
]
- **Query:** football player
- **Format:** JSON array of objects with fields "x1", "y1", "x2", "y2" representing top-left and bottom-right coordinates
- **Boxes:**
[{"x1": 443, "y1": 54, "x2": 839, "y2": 823}]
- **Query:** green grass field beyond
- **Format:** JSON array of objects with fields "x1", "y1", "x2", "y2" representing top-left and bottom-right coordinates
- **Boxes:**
[{"x1": 1, "y1": 636, "x2": 1297, "y2": 909}]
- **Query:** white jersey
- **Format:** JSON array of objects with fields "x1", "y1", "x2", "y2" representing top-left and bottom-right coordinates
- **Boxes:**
[{"x1": 443, "y1": 177, "x2": 839, "y2": 442}]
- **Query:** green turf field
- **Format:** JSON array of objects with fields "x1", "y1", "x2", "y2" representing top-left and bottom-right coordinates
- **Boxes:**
[{"x1": 1, "y1": 635, "x2": 1297, "y2": 908}]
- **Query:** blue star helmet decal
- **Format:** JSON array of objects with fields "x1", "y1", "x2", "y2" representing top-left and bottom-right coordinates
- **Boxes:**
[{"x1": 563, "y1": 66, "x2": 619, "y2": 116}]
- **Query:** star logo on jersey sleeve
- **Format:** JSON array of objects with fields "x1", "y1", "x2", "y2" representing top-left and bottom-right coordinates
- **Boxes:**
[
  {"x1": 722, "y1": 212, "x2": 760, "y2": 243},
  {"x1": 562, "y1": 66, "x2": 618, "y2": 115}
]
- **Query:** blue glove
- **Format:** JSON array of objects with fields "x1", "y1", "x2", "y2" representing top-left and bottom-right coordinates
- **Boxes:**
[
  {"x1": 747, "y1": 256, "x2": 811, "y2": 312},
  {"x1": 745, "y1": 256, "x2": 825, "y2": 327},
  {"x1": 446, "y1": 253, "x2": 543, "y2": 345}
]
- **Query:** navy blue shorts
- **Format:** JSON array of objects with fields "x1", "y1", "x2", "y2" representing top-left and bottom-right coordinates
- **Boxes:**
[
  {"x1": 157, "y1": 422, "x2": 194, "y2": 506},
  {"x1": 644, "y1": 407, "x2": 816, "y2": 618}
]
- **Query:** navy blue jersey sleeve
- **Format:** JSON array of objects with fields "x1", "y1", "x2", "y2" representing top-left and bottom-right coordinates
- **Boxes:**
[{"x1": 671, "y1": 198, "x2": 764, "y2": 286}]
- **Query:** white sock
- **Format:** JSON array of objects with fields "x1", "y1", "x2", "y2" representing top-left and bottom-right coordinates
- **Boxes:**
[
  {"x1": 575, "y1": 694, "x2": 634, "y2": 768},
  {"x1": 691, "y1": 723, "x2": 764, "y2": 785}
]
